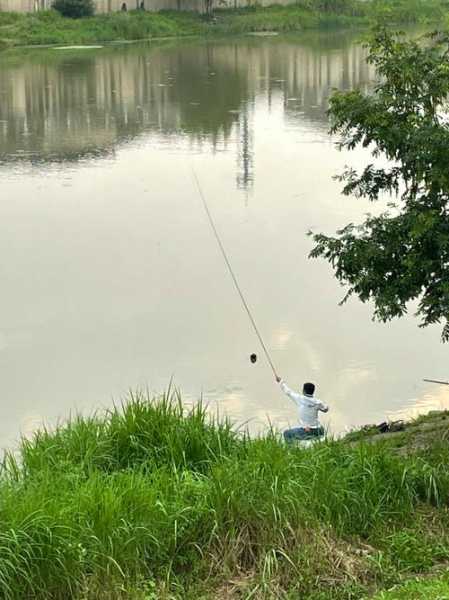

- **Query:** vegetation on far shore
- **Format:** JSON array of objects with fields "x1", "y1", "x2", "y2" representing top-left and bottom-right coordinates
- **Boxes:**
[
  {"x1": 1, "y1": 390, "x2": 449, "y2": 599},
  {"x1": 0, "y1": 0, "x2": 448, "y2": 50}
]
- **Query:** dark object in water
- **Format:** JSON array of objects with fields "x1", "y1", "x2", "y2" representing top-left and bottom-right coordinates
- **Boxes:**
[{"x1": 250, "y1": 353, "x2": 257, "y2": 363}]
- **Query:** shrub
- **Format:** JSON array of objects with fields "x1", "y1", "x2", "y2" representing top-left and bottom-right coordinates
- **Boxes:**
[{"x1": 52, "y1": 0, "x2": 94, "y2": 18}]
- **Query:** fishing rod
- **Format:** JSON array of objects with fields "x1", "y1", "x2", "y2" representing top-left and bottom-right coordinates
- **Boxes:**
[
  {"x1": 191, "y1": 168, "x2": 279, "y2": 381},
  {"x1": 423, "y1": 378, "x2": 449, "y2": 386}
]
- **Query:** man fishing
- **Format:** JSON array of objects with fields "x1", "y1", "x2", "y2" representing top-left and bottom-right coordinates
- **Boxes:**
[
  {"x1": 192, "y1": 172, "x2": 330, "y2": 440},
  {"x1": 275, "y1": 376, "x2": 329, "y2": 442}
]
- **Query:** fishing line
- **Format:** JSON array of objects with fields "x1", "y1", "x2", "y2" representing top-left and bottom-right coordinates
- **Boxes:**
[{"x1": 191, "y1": 168, "x2": 279, "y2": 380}]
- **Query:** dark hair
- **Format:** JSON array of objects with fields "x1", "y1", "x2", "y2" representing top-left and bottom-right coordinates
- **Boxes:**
[{"x1": 303, "y1": 382, "x2": 315, "y2": 396}]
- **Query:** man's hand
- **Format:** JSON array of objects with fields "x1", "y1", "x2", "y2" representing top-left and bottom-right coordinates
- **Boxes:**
[{"x1": 276, "y1": 376, "x2": 281, "y2": 383}]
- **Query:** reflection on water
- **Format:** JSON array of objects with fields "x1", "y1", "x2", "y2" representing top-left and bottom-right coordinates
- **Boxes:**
[
  {"x1": 0, "y1": 32, "x2": 448, "y2": 446},
  {"x1": 0, "y1": 33, "x2": 370, "y2": 187}
]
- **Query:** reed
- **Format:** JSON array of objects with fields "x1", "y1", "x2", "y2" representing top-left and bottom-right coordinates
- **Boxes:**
[{"x1": 0, "y1": 391, "x2": 449, "y2": 598}]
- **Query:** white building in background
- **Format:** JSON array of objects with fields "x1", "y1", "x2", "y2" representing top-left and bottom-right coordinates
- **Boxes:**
[{"x1": 0, "y1": 0, "x2": 203, "y2": 11}]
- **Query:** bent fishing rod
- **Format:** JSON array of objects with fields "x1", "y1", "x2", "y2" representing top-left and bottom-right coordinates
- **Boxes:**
[{"x1": 191, "y1": 168, "x2": 279, "y2": 381}]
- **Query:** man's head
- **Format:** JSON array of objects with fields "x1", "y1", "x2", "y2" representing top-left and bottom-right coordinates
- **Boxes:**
[{"x1": 303, "y1": 382, "x2": 315, "y2": 396}]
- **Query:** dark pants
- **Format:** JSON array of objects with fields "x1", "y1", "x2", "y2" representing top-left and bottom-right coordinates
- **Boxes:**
[{"x1": 283, "y1": 426, "x2": 324, "y2": 443}]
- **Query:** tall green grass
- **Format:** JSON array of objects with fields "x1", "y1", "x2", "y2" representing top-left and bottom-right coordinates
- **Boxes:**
[{"x1": 1, "y1": 391, "x2": 449, "y2": 598}]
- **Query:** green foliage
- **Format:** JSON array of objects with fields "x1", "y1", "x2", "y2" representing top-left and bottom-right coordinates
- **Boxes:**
[
  {"x1": 212, "y1": 5, "x2": 319, "y2": 34},
  {"x1": 386, "y1": 529, "x2": 439, "y2": 571},
  {"x1": 310, "y1": 29, "x2": 449, "y2": 340},
  {"x1": 0, "y1": 10, "x2": 203, "y2": 47},
  {"x1": 1, "y1": 393, "x2": 449, "y2": 597},
  {"x1": 372, "y1": 572, "x2": 449, "y2": 599},
  {"x1": 370, "y1": 0, "x2": 449, "y2": 24},
  {"x1": 315, "y1": 0, "x2": 359, "y2": 14},
  {"x1": 53, "y1": 0, "x2": 95, "y2": 18}
]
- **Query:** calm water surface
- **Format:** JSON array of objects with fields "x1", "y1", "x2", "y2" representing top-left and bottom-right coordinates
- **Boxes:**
[{"x1": 1, "y1": 32, "x2": 448, "y2": 445}]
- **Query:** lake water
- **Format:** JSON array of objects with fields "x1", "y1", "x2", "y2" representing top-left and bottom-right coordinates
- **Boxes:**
[{"x1": 1, "y1": 31, "x2": 448, "y2": 446}]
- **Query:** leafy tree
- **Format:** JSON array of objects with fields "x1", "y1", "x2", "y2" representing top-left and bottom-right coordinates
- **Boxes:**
[
  {"x1": 53, "y1": 0, "x2": 94, "y2": 18},
  {"x1": 310, "y1": 29, "x2": 449, "y2": 340}
]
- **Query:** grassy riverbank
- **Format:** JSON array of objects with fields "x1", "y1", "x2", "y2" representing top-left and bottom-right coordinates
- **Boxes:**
[
  {"x1": 0, "y1": 0, "x2": 448, "y2": 50},
  {"x1": 1, "y1": 392, "x2": 449, "y2": 599}
]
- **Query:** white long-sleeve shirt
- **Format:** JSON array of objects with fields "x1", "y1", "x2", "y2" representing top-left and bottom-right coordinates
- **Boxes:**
[{"x1": 280, "y1": 380, "x2": 329, "y2": 428}]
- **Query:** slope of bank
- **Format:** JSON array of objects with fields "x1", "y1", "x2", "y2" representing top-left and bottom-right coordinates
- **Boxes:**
[
  {"x1": 344, "y1": 410, "x2": 449, "y2": 454},
  {"x1": 1, "y1": 392, "x2": 449, "y2": 599},
  {"x1": 0, "y1": 0, "x2": 447, "y2": 51}
]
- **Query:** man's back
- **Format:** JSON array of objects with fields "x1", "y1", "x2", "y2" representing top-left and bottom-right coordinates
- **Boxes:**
[{"x1": 280, "y1": 381, "x2": 328, "y2": 428}]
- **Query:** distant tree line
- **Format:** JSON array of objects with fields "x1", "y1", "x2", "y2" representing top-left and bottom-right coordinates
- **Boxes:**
[{"x1": 53, "y1": 0, "x2": 94, "y2": 17}]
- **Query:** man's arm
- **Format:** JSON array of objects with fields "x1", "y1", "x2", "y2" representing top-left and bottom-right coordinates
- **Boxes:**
[{"x1": 276, "y1": 377, "x2": 300, "y2": 404}]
